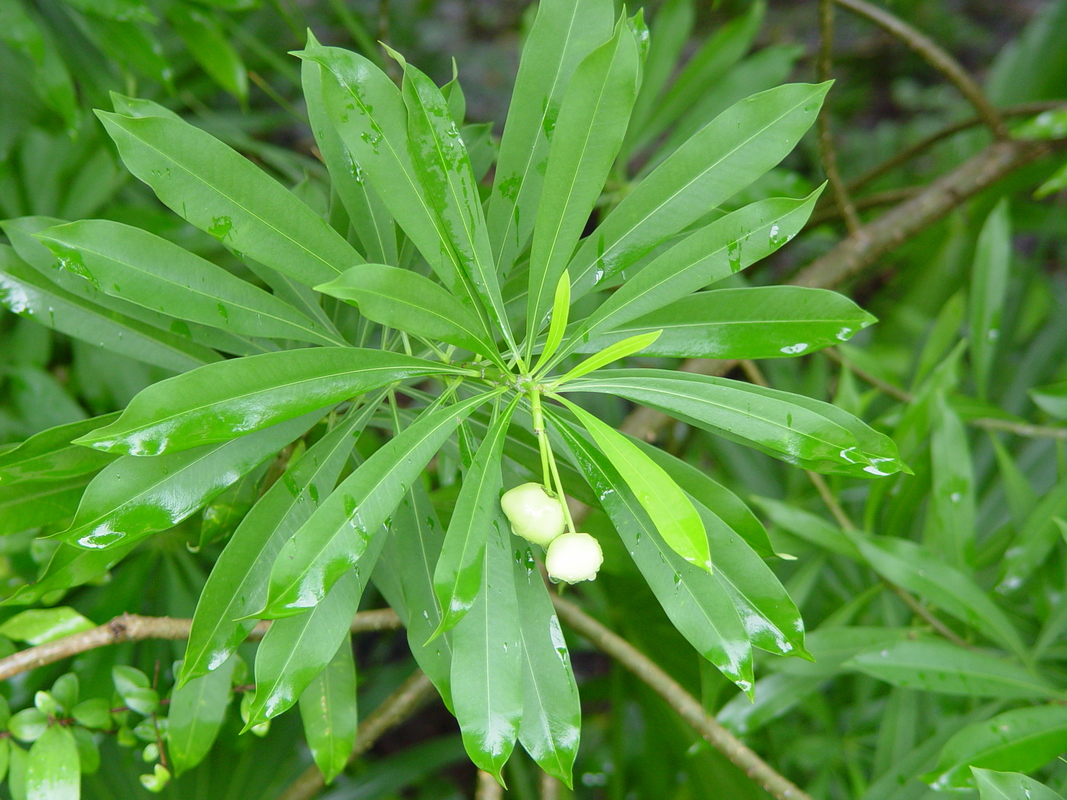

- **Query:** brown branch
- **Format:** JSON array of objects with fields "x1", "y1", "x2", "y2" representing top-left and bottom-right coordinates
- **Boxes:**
[
  {"x1": 0, "y1": 609, "x2": 402, "y2": 683},
  {"x1": 817, "y1": 0, "x2": 862, "y2": 234},
  {"x1": 277, "y1": 670, "x2": 437, "y2": 800},
  {"x1": 832, "y1": 0, "x2": 1007, "y2": 138},
  {"x1": 551, "y1": 595, "x2": 814, "y2": 800},
  {"x1": 806, "y1": 186, "x2": 921, "y2": 228}
]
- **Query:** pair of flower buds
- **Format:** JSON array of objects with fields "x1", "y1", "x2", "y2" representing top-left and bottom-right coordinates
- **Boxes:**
[{"x1": 500, "y1": 483, "x2": 604, "y2": 583}]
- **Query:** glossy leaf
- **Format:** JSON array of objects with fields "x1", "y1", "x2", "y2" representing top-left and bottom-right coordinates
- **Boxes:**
[
  {"x1": 558, "y1": 397, "x2": 710, "y2": 571},
  {"x1": 552, "y1": 331, "x2": 662, "y2": 386},
  {"x1": 0, "y1": 608, "x2": 94, "y2": 645},
  {"x1": 534, "y1": 270, "x2": 571, "y2": 373},
  {"x1": 0, "y1": 245, "x2": 220, "y2": 373},
  {"x1": 847, "y1": 641, "x2": 1062, "y2": 699},
  {"x1": 96, "y1": 111, "x2": 361, "y2": 287},
  {"x1": 264, "y1": 392, "x2": 497, "y2": 616},
  {"x1": 969, "y1": 199, "x2": 1011, "y2": 400},
  {"x1": 298, "y1": 635, "x2": 357, "y2": 784},
  {"x1": 76, "y1": 348, "x2": 463, "y2": 456},
  {"x1": 513, "y1": 537, "x2": 581, "y2": 786},
  {"x1": 552, "y1": 415, "x2": 753, "y2": 691},
  {"x1": 3, "y1": 541, "x2": 140, "y2": 607},
  {"x1": 59, "y1": 411, "x2": 318, "y2": 549},
  {"x1": 167, "y1": 655, "x2": 235, "y2": 776},
  {"x1": 569, "y1": 82, "x2": 829, "y2": 298},
  {"x1": 0, "y1": 414, "x2": 118, "y2": 486},
  {"x1": 36, "y1": 221, "x2": 340, "y2": 346},
  {"x1": 167, "y1": 4, "x2": 248, "y2": 100},
  {"x1": 181, "y1": 399, "x2": 377, "y2": 684},
  {"x1": 316, "y1": 265, "x2": 496, "y2": 358},
  {"x1": 972, "y1": 769, "x2": 1065, "y2": 800},
  {"x1": 449, "y1": 494, "x2": 522, "y2": 781},
  {"x1": 568, "y1": 369, "x2": 905, "y2": 477},
  {"x1": 373, "y1": 485, "x2": 455, "y2": 710},
  {"x1": 0, "y1": 475, "x2": 91, "y2": 537},
  {"x1": 433, "y1": 398, "x2": 518, "y2": 634},
  {"x1": 487, "y1": 0, "x2": 614, "y2": 273},
  {"x1": 526, "y1": 19, "x2": 640, "y2": 354},
  {"x1": 924, "y1": 705, "x2": 1067, "y2": 790},
  {"x1": 26, "y1": 725, "x2": 78, "y2": 800},
  {"x1": 573, "y1": 286, "x2": 874, "y2": 359}
]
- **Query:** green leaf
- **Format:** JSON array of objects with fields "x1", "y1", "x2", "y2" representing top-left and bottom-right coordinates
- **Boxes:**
[
  {"x1": 373, "y1": 484, "x2": 454, "y2": 710},
  {"x1": 96, "y1": 111, "x2": 361, "y2": 287},
  {"x1": 1031, "y1": 380, "x2": 1067, "y2": 419},
  {"x1": 997, "y1": 475, "x2": 1067, "y2": 593},
  {"x1": 557, "y1": 192, "x2": 821, "y2": 366},
  {"x1": 59, "y1": 0, "x2": 156, "y2": 23},
  {"x1": 969, "y1": 198, "x2": 1011, "y2": 400},
  {"x1": 972, "y1": 769, "x2": 1065, "y2": 800},
  {"x1": 0, "y1": 2, "x2": 78, "y2": 130},
  {"x1": 167, "y1": 655, "x2": 236, "y2": 776},
  {"x1": 449, "y1": 495, "x2": 522, "y2": 781},
  {"x1": 8, "y1": 710, "x2": 48, "y2": 744},
  {"x1": 297, "y1": 635, "x2": 357, "y2": 784},
  {"x1": 301, "y1": 42, "x2": 398, "y2": 265},
  {"x1": 36, "y1": 221, "x2": 340, "y2": 346},
  {"x1": 316, "y1": 265, "x2": 496, "y2": 358},
  {"x1": 0, "y1": 608, "x2": 95, "y2": 645},
  {"x1": 249, "y1": 565, "x2": 378, "y2": 726},
  {"x1": 0, "y1": 414, "x2": 118, "y2": 486},
  {"x1": 181, "y1": 399, "x2": 377, "y2": 684},
  {"x1": 392, "y1": 52, "x2": 515, "y2": 354},
  {"x1": 487, "y1": 0, "x2": 613, "y2": 274},
  {"x1": 0, "y1": 245, "x2": 221, "y2": 373},
  {"x1": 71, "y1": 698, "x2": 111, "y2": 730},
  {"x1": 26, "y1": 726, "x2": 79, "y2": 800},
  {"x1": 566, "y1": 369, "x2": 905, "y2": 478},
  {"x1": 166, "y1": 4, "x2": 248, "y2": 100},
  {"x1": 433, "y1": 398, "x2": 518, "y2": 635},
  {"x1": 76, "y1": 348, "x2": 463, "y2": 456},
  {"x1": 923, "y1": 706, "x2": 1067, "y2": 790},
  {"x1": 2, "y1": 540, "x2": 140, "y2": 607},
  {"x1": 264, "y1": 392, "x2": 497, "y2": 616},
  {"x1": 59, "y1": 411, "x2": 318, "y2": 550},
  {"x1": 929, "y1": 390, "x2": 976, "y2": 567},
  {"x1": 625, "y1": 0, "x2": 694, "y2": 147},
  {"x1": 0, "y1": 475, "x2": 88, "y2": 536},
  {"x1": 552, "y1": 331, "x2": 663, "y2": 386},
  {"x1": 557, "y1": 397, "x2": 710, "y2": 571},
  {"x1": 847, "y1": 641, "x2": 1062, "y2": 699},
  {"x1": 574, "y1": 286, "x2": 874, "y2": 359},
  {"x1": 534, "y1": 270, "x2": 571, "y2": 373},
  {"x1": 112, "y1": 665, "x2": 158, "y2": 714},
  {"x1": 569, "y1": 82, "x2": 829, "y2": 298},
  {"x1": 847, "y1": 532, "x2": 1026, "y2": 660},
  {"x1": 513, "y1": 537, "x2": 581, "y2": 786},
  {"x1": 525, "y1": 18, "x2": 640, "y2": 356},
  {"x1": 552, "y1": 415, "x2": 753, "y2": 691}
]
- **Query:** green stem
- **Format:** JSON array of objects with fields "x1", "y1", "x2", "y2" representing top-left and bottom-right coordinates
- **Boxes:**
[
  {"x1": 529, "y1": 389, "x2": 552, "y2": 490},
  {"x1": 546, "y1": 439, "x2": 576, "y2": 534}
]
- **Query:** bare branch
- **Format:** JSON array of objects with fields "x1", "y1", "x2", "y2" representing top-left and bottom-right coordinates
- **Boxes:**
[{"x1": 817, "y1": 0, "x2": 862, "y2": 233}]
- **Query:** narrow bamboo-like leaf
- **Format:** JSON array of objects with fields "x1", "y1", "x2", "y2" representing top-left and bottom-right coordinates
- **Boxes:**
[
  {"x1": 167, "y1": 4, "x2": 248, "y2": 100},
  {"x1": 0, "y1": 245, "x2": 220, "y2": 373},
  {"x1": 26, "y1": 725, "x2": 78, "y2": 800},
  {"x1": 552, "y1": 415, "x2": 753, "y2": 690},
  {"x1": 249, "y1": 565, "x2": 379, "y2": 726},
  {"x1": 847, "y1": 641, "x2": 1062, "y2": 699},
  {"x1": 0, "y1": 414, "x2": 118, "y2": 485},
  {"x1": 182, "y1": 399, "x2": 377, "y2": 684},
  {"x1": 316, "y1": 265, "x2": 495, "y2": 358},
  {"x1": 264, "y1": 392, "x2": 497, "y2": 616},
  {"x1": 450, "y1": 498, "x2": 522, "y2": 781},
  {"x1": 513, "y1": 537, "x2": 581, "y2": 786},
  {"x1": 433, "y1": 398, "x2": 518, "y2": 635},
  {"x1": 625, "y1": 0, "x2": 694, "y2": 147},
  {"x1": 487, "y1": 0, "x2": 614, "y2": 273},
  {"x1": 555, "y1": 192, "x2": 821, "y2": 366},
  {"x1": 373, "y1": 484, "x2": 455, "y2": 710},
  {"x1": 552, "y1": 331, "x2": 661, "y2": 386},
  {"x1": 924, "y1": 706, "x2": 1067, "y2": 790},
  {"x1": 0, "y1": 2, "x2": 78, "y2": 130},
  {"x1": 847, "y1": 532, "x2": 1026, "y2": 660},
  {"x1": 929, "y1": 390, "x2": 976, "y2": 567},
  {"x1": 76, "y1": 348, "x2": 464, "y2": 456},
  {"x1": 566, "y1": 369, "x2": 905, "y2": 477},
  {"x1": 526, "y1": 20, "x2": 640, "y2": 354},
  {"x1": 36, "y1": 221, "x2": 341, "y2": 346},
  {"x1": 392, "y1": 52, "x2": 516, "y2": 353},
  {"x1": 167, "y1": 655, "x2": 236, "y2": 776},
  {"x1": 301, "y1": 38, "x2": 397, "y2": 265},
  {"x1": 1031, "y1": 380, "x2": 1067, "y2": 420},
  {"x1": 96, "y1": 111, "x2": 361, "y2": 287},
  {"x1": 298, "y1": 635, "x2": 357, "y2": 784},
  {"x1": 991, "y1": 436, "x2": 1038, "y2": 525},
  {"x1": 970, "y1": 199, "x2": 1011, "y2": 400},
  {"x1": 569, "y1": 83, "x2": 829, "y2": 298},
  {"x1": 972, "y1": 769, "x2": 1065, "y2": 800},
  {"x1": 574, "y1": 286, "x2": 875, "y2": 359},
  {"x1": 997, "y1": 476, "x2": 1067, "y2": 593},
  {"x1": 558, "y1": 397, "x2": 709, "y2": 570},
  {"x1": 534, "y1": 270, "x2": 571, "y2": 373},
  {"x1": 59, "y1": 411, "x2": 319, "y2": 550}
]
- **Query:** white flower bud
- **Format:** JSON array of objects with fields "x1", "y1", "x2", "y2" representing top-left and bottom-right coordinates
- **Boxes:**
[
  {"x1": 500, "y1": 483, "x2": 566, "y2": 547},
  {"x1": 545, "y1": 532, "x2": 603, "y2": 584}
]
